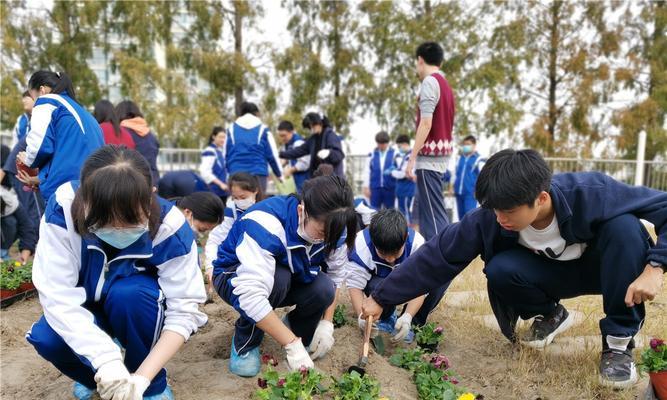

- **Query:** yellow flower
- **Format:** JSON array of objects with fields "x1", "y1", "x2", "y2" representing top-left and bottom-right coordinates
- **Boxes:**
[
  {"x1": 457, "y1": 394, "x2": 476, "y2": 400},
  {"x1": 14, "y1": 261, "x2": 21, "y2": 267}
]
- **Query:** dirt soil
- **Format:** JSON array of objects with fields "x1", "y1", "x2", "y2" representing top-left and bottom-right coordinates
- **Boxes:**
[{"x1": 2, "y1": 257, "x2": 665, "y2": 399}]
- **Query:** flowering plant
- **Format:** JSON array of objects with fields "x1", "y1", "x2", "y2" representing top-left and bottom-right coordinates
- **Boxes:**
[
  {"x1": 256, "y1": 354, "x2": 326, "y2": 400},
  {"x1": 639, "y1": 338, "x2": 667, "y2": 373},
  {"x1": 415, "y1": 322, "x2": 444, "y2": 350}
]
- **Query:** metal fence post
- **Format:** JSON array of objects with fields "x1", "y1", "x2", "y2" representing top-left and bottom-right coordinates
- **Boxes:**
[{"x1": 635, "y1": 130, "x2": 647, "y2": 186}]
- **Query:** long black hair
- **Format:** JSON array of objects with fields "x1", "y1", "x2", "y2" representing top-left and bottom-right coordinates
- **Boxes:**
[
  {"x1": 115, "y1": 100, "x2": 144, "y2": 121},
  {"x1": 94, "y1": 100, "x2": 121, "y2": 138},
  {"x1": 28, "y1": 71, "x2": 77, "y2": 102},
  {"x1": 209, "y1": 126, "x2": 225, "y2": 145},
  {"x1": 71, "y1": 145, "x2": 161, "y2": 238},
  {"x1": 176, "y1": 192, "x2": 224, "y2": 224},
  {"x1": 300, "y1": 175, "x2": 356, "y2": 254}
]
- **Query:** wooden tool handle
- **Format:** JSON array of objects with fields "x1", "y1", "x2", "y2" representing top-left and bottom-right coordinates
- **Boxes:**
[{"x1": 362, "y1": 315, "x2": 373, "y2": 357}]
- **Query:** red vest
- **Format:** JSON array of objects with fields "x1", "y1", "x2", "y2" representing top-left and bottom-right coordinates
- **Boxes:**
[{"x1": 416, "y1": 72, "x2": 455, "y2": 156}]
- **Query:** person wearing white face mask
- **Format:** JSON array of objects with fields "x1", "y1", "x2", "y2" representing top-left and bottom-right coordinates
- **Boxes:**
[
  {"x1": 204, "y1": 172, "x2": 263, "y2": 289},
  {"x1": 212, "y1": 176, "x2": 358, "y2": 377},
  {"x1": 26, "y1": 146, "x2": 207, "y2": 400}
]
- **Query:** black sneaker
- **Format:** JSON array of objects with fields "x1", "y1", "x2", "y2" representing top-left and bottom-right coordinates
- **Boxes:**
[
  {"x1": 520, "y1": 304, "x2": 574, "y2": 349},
  {"x1": 599, "y1": 348, "x2": 638, "y2": 388}
]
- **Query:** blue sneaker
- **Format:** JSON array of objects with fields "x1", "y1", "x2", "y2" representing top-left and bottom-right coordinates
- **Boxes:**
[
  {"x1": 229, "y1": 338, "x2": 260, "y2": 377},
  {"x1": 72, "y1": 382, "x2": 94, "y2": 400},
  {"x1": 377, "y1": 314, "x2": 397, "y2": 334},
  {"x1": 404, "y1": 329, "x2": 415, "y2": 344},
  {"x1": 144, "y1": 385, "x2": 175, "y2": 400}
]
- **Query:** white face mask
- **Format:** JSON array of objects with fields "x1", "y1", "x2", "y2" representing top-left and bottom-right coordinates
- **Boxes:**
[
  {"x1": 234, "y1": 196, "x2": 255, "y2": 211},
  {"x1": 297, "y1": 208, "x2": 324, "y2": 245}
]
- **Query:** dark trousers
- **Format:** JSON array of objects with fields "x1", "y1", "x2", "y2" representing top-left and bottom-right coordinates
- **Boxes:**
[
  {"x1": 255, "y1": 176, "x2": 268, "y2": 194},
  {"x1": 364, "y1": 275, "x2": 450, "y2": 326},
  {"x1": 0, "y1": 214, "x2": 17, "y2": 252},
  {"x1": 370, "y1": 187, "x2": 395, "y2": 210},
  {"x1": 26, "y1": 274, "x2": 167, "y2": 395},
  {"x1": 416, "y1": 169, "x2": 449, "y2": 241},
  {"x1": 215, "y1": 266, "x2": 335, "y2": 355},
  {"x1": 485, "y1": 214, "x2": 649, "y2": 338},
  {"x1": 455, "y1": 193, "x2": 477, "y2": 220}
]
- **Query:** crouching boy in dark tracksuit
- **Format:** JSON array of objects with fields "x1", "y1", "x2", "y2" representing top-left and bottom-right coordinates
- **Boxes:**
[
  {"x1": 347, "y1": 209, "x2": 449, "y2": 343},
  {"x1": 362, "y1": 149, "x2": 666, "y2": 389}
]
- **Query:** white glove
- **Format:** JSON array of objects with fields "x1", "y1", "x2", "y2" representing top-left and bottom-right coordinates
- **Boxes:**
[
  {"x1": 104, "y1": 375, "x2": 150, "y2": 400},
  {"x1": 127, "y1": 375, "x2": 151, "y2": 400},
  {"x1": 309, "y1": 320, "x2": 334, "y2": 360},
  {"x1": 317, "y1": 149, "x2": 331, "y2": 160},
  {"x1": 94, "y1": 359, "x2": 131, "y2": 400},
  {"x1": 285, "y1": 338, "x2": 314, "y2": 371},
  {"x1": 357, "y1": 314, "x2": 379, "y2": 339},
  {"x1": 392, "y1": 313, "x2": 413, "y2": 342}
]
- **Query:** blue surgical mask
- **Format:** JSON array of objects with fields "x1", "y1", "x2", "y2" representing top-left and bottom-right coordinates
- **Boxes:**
[
  {"x1": 462, "y1": 145, "x2": 473, "y2": 154},
  {"x1": 94, "y1": 225, "x2": 148, "y2": 249}
]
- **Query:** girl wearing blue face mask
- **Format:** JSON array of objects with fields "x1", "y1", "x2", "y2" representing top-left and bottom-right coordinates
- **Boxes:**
[
  {"x1": 26, "y1": 146, "x2": 207, "y2": 400},
  {"x1": 212, "y1": 175, "x2": 357, "y2": 377},
  {"x1": 204, "y1": 172, "x2": 263, "y2": 289}
]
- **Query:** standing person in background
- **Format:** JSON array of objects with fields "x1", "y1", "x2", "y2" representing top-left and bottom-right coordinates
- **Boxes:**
[
  {"x1": 11, "y1": 91, "x2": 34, "y2": 147},
  {"x1": 116, "y1": 100, "x2": 160, "y2": 186},
  {"x1": 391, "y1": 135, "x2": 416, "y2": 225},
  {"x1": 279, "y1": 112, "x2": 345, "y2": 178},
  {"x1": 363, "y1": 131, "x2": 396, "y2": 210},
  {"x1": 17, "y1": 71, "x2": 104, "y2": 203},
  {"x1": 93, "y1": 100, "x2": 135, "y2": 149},
  {"x1": 199, "y1": 126, "x2": 228, "y2": 203},
  {"x1": 453, "y1": 135, "x2": 485, "y2": 219},
  {"x1": 225, "y1": 101, "x2": 283, "y2": 193},
  {"x1": 277, "y1": 120, "x2": 310, "y2": 194},
  {"x1": 404, "y1": 42, "x2": 455, "y2": 241}
]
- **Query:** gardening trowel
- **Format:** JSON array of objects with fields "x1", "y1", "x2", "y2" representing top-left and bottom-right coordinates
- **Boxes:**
[{"x1": 348, "y1": 315, "x2": 373, "y2": 376}]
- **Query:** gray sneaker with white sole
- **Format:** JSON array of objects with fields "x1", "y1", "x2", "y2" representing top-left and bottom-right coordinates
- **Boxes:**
[
  {"x1": 520, "y1": 303, "x2": 574, "y2": 349},
  {"x1": 599, "y1": 348, "x2": 638, "y2": 388}
]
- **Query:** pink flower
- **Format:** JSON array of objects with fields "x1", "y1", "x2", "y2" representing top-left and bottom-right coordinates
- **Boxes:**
[
  {"x1": 277, "y1": 378, "x2": 286, "y2": 388},
  {"x1": 257, "y1": 378, "x2": 267, "y2": 389},
  {"x1": 434, "y1": 326, "x2": 444, "y2": 335},
  {"x1": 300, "y1": 366, "x2": 309, "y2": 378},
  {"x1": 450, "y1": 377, "x2": 459, "y2": 385},
  {"x1": 650, "y1": 338, "x2": 665, "y2": 350}
]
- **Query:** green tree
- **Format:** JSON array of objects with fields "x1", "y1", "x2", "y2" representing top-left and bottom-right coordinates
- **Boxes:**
[{"x1": 613, "y1": 0, "x2": 667, "y2": 161}]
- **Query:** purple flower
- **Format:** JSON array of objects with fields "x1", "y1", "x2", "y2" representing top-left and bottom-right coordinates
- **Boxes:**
[
  {"x1": 277, "y1": 378, "x2": 286, "y2": 388},
  {"x1": 450, "y1": 377, "x2": 459, "y2": 385},
  {"x1": 650, "y1": 338, "x2": 665, "y2": 350},
  {"x1": 434, "y1": 326, "x2": 444, "y2": 335},
  {"x1": 257, "y1": 378, "x2": 267, "y2": 389},
  {"x1": 441, "y1": 375, "x2": 449, "y2": 381}
]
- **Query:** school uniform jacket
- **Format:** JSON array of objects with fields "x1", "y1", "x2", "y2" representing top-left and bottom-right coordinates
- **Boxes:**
[
  {"x1": 391, "y1": 152, "x2": 417, "y2": 198},
  {"x1": 346, "y1": 227, "x2": 424, "y2": 290},
  {"x1": 31, "y1": 182, "x2": 207, "y2": 370},
  {"x1": 212, "y1": 195, "x2": 348, "y2": 323},
  {"x1": 23, "y1": 93, "x2": 104, "y2": 201},
  {"x1": 225, "y1": 114, "x2": 283, "y2": 178},
  {"x1": 199, "y1": 143, "x2": 228, "y2": 196},
  {"x1": 205, "y1": 198, "x2": 246, "y2": 271}
]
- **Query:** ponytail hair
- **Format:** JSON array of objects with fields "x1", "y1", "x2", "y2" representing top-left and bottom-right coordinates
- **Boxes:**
[
  {"x1": 300, "y1": 175, "x2": 356, "y2": 255},
  {"x1": 28, "y1": 71, "x2": 76, "y2": 102}
]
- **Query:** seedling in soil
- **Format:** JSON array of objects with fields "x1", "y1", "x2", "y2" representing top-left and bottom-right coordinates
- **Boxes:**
[
  {"x1": 330, "y1": 370, "x2": 381, "y2": 400},
  {"x1": 256, "y1": 366, "x2": 327, "y2": 400},
  {"x1": 414, "y1": 322, "x2": 443, "y2": 352},
  {"x1": 333, "y1": 304, "x2": 348, "y2": 328}
]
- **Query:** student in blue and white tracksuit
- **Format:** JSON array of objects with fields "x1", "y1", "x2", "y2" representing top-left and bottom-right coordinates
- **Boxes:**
[
  {"x1": 225, "y1": 102, "x2": 282, "y2": 193},
  {"x1": 277, "y1": 120, "x2": 310, "y2": 194},
  {"x1": 391, "y1": 135, "x2": 417, "y2": 225},
  {"x1": 26, "y1": 146, "x2": 207, "y2": 400},
  {"x1": 363, "y1": 131, "x2": 396, "y2": 210},
  {"x1": 199, "y1": 126, "x2": 228, "y2": 202},
  {"x1": 17, "y1": 71, "x2": 104, "y2": 203},
  {"x1": 453, "y1": 135, "x2": 485, "y2": 219},
  {"x1": 11, "y1": 91, "x2": 34, "y2": 147},
  {"x1": 204, "y1": 172, "x2": 263, "y2": 291},
  {"x1": 346, "y1": 209, "x2": 449, "y2": 342},
  {"x1": 213, "y1": 176, "x2": 357, "y2": 377}
]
